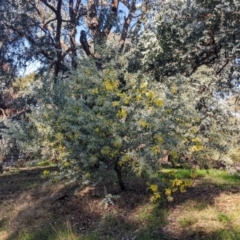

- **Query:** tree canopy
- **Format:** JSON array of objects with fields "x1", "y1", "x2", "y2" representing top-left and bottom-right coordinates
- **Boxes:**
[
  {"x1": 0, "y1": 0, "x2": 151, "y2": 76},
  {"x1": 1, "y1": 0, "x2": 240, "y2": 190}
]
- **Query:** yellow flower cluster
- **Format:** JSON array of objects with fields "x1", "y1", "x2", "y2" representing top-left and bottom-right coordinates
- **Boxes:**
[
  {"x1": 155, "y1": 99, "x2": 164, "y2": 107},
  {"x1": 170, "y1": 150, "x2": 179, "y2": 160},
  {"x1": 85, "y1": 69, "x2": 92, "y2": 76},
  {"x1": 92, "y1": 88, "x2": 98, "y2": 94},
  {"x1": 149, "y1": 171, "x2": 193, "y2": 203},
  {"x1": 112, "y1": 101, "x2": 119, "y2": 107},
  {"x1": 139, "y1": 120, "x2": 150, "y2": 128},
  {"x1": 140, "y1": 82, "x2": 147, "y2": 90},
  {"x1": 151, "y1": 145, "x2": 161, "y2": 156},
  {"x1": 117, "y1": 108, "x2": 127, "y2": 119},
  {"x1": 43, "y1": 170, "x2": 50, "y2": 176},
  {"x1": 64, "y1": 161, "x2": 70, "y2": 167},
  {"x1": 55, "y1": 133, "x2": 64, "y2": 142},
  {"x1": 113, "y1": 138, "x2": 122, "y2": 148},
  {"x1": 165, "y1": 108, "x2": 172, "y2": 114},
  {"x1": 103, "y1": 79, "x2": 119, "y2": 91},
  {"x1": 149, "y1": 184, "x2": 157, "y2": 192},
  {"x1": 192, "y1": 137, "x2": 202, "y2": 143},
  {"x1": 154, "y1": 135, "x2": 164, "y2": 144},
  {"x1": 161, "y1": 178, "x2": 193, "y2": 201},
  {"x1": 189, "y1": 126, "x2": 199, "y2": 134},
  {"x1": 190, "y1": 137, "x2": 203, "y2": 152},
  {"x1": 101, "y1": 146, "x2": 118, "y2": 158},
  {"x1": 149, "y1": 184, "x2": 161, "y2": 203},
  {"x1": 171, "y1": 178, "x2": 183, "y2": 187},
  {"x1": 85, "y1": 172, "x2": 91, "y2": 178},
  {"x1": 119, "y1": 155, "x2": 131, "y2": 166},
  {"x1": 165, "y1": 188, "x2": 173, "y2": 202},
  {"x1": 101, "y1": 146, "x2": 111, "y2": 155},
  {"x1": 146, "y1": 91, "x2": 154, "y2": 100}
]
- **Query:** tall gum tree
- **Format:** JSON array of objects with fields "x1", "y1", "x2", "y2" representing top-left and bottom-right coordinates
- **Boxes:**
[{"x1": 0, "y1": 0, "x2": 151, "y2": 77}]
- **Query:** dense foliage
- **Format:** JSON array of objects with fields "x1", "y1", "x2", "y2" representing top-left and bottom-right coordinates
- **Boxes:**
[{"x1": 1, "y1": 0, "x2": 240, "y2": 190}]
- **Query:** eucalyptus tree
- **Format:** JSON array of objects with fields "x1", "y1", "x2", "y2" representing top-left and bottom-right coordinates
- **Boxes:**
[{"x1": 0, "y1": 0, "x2": 151, "y2": 77}]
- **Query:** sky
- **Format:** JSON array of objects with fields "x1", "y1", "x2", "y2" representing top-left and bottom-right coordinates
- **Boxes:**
[{"x1": 19, "y1": 1, "x2": 131, "y2": 77}]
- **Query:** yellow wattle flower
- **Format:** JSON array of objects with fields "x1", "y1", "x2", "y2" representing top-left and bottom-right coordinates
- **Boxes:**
[
  {"x1": 117, "y1": 108, "x2": 127, "y2": 119},
  {"x1": 112, "y1": 101, "x2": 119, "y2": 107},
  {"x1": 155, "y1": 99, "x2": 164, "y2": 107}
]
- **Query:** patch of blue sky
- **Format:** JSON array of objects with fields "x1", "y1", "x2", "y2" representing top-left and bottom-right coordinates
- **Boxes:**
[{"x1": 19, "y1": 0, "x2": 144, "y2": 76}]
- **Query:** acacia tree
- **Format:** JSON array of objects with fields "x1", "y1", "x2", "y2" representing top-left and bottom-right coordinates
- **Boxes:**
[
  {"x1": 2, "y1": 0, "x2": 240, "y2": 189},
  {"x1": 5, "y1": 50, "x2": 235, "y2": 191},
  {"x1": 2, "y1": 57, "x2": 201, "y2": 190},
  {"x1": 136, "y1": 0, "x2": 240, "y2": 149},
  {"x1": 0, "y1": 0, "x2": 150, "y2": 160}
]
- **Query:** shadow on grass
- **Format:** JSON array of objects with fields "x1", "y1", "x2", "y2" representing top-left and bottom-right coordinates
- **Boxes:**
[
  {"x1": 177, "y1": 228, "x2": 240, "y2": 240},
  {"x1": 152, "y1": 169, "x2": 240, "y2": 209},
  {"x1": 1, "y1": 168, "x2": 152, "y2": 240},
  {"x1": 157, "y1": 170, "x2": 240, "y2": 240},
  {"x1": 1, "y1": 168, "x2": 240, "y2": 240}
]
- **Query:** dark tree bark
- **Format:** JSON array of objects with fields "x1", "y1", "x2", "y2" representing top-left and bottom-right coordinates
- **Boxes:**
[
  {"x1": 114, "y1": 161, "x2": 126, "y2": 191},
  {"x1": 80, "y1": 30, "x2": 91, "y2": 56}
]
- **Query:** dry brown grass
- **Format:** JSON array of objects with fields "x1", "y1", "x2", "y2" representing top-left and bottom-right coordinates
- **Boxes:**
[
  {"x1": 0, "y1": 168, "x2": 154, "y2": 240},
  {"x1": 1, "y1": 168, "x2": 240, "y2": 240}
]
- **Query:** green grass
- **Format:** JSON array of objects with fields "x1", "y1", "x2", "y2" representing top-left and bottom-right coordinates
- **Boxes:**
[
  {"x1": 1, "y1": 167, "x2": 240, "y2": 240},
  {"x1": 178, "y1": 217, "x2": 198, "y2": 228},
  {"x1": 37, "y1": 160, "x2": 54, "y2": 167},
  {"x1": 204, "y1": 170, "x2": 240, "y2": 185},
  {"x1": 158, "y1": 168, "x2": 240, "y2": 185},
  {"x1": 7, "y1": 221, "x2": 84, "y2": 240},
  {"x1": 158, "y1": 168, "x2": 208, "y2": 179},
  {"x1": 218, "y1": 213, "x2": 231, "y2": 224},
  {"x1": 198, "y1": 229, "x2": 240, "y2": 240}
]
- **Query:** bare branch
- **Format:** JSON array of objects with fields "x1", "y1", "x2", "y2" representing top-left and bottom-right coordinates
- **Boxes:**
[
  {"x1": 80, "y1": 30, "x2": 91, "y2": 55},
  {"x1": 42, "y1": 18, "x2": 57, "y2": 29},
  {"x1": 216, "y1": 59, "x2": 230, "y2": 75},
  {"x1": 74, "y1": 0, "x2": 82, "y2": 12},
  {"x1": 119, "y1": 0, "x2": 136, "y2": 52},
  {"x1": 40, "y1": 0, "x2": 57, "y2": 14},
  {"x1": 104, "y1": 0, "x2": 119, "y2": 36}
]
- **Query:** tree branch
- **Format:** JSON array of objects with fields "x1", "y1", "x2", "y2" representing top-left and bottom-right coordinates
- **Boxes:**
[
  {"x1": 119, "y1": 0, "x2": 136, "y2": 52},
  {"x1": 40, "y1": 0, "x2": 57, "y2": 14},
  {"x1": 104, "y1": 0, "x2": 119, "y2": 36},
  {"x1": 86, "y1": 0, "x2": 99, "y2": 36}
]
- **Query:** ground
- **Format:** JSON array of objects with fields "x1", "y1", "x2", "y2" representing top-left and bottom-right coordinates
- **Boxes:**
[{"x1": 0, "y1": 167, "x2": 240, "y2": 240}]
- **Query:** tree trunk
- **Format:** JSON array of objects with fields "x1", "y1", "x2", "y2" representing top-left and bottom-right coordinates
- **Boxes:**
[{"x1": 114, "y1": 162, "x2": 125, "y2": 191}]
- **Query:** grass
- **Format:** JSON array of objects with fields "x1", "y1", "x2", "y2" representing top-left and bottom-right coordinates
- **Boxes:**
[
  {"x1": 159, "y1": 168, "x2": 240, "y2": 185},
  {"x1": 178, "y1": 217, "x2": 198, "y2": 228},
  {"x1": 0, "y1": 167, "x2": 240, "y2": 240},
  {"x1": 158, "y1": 168, "x2": 208, "y2": 179}
]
